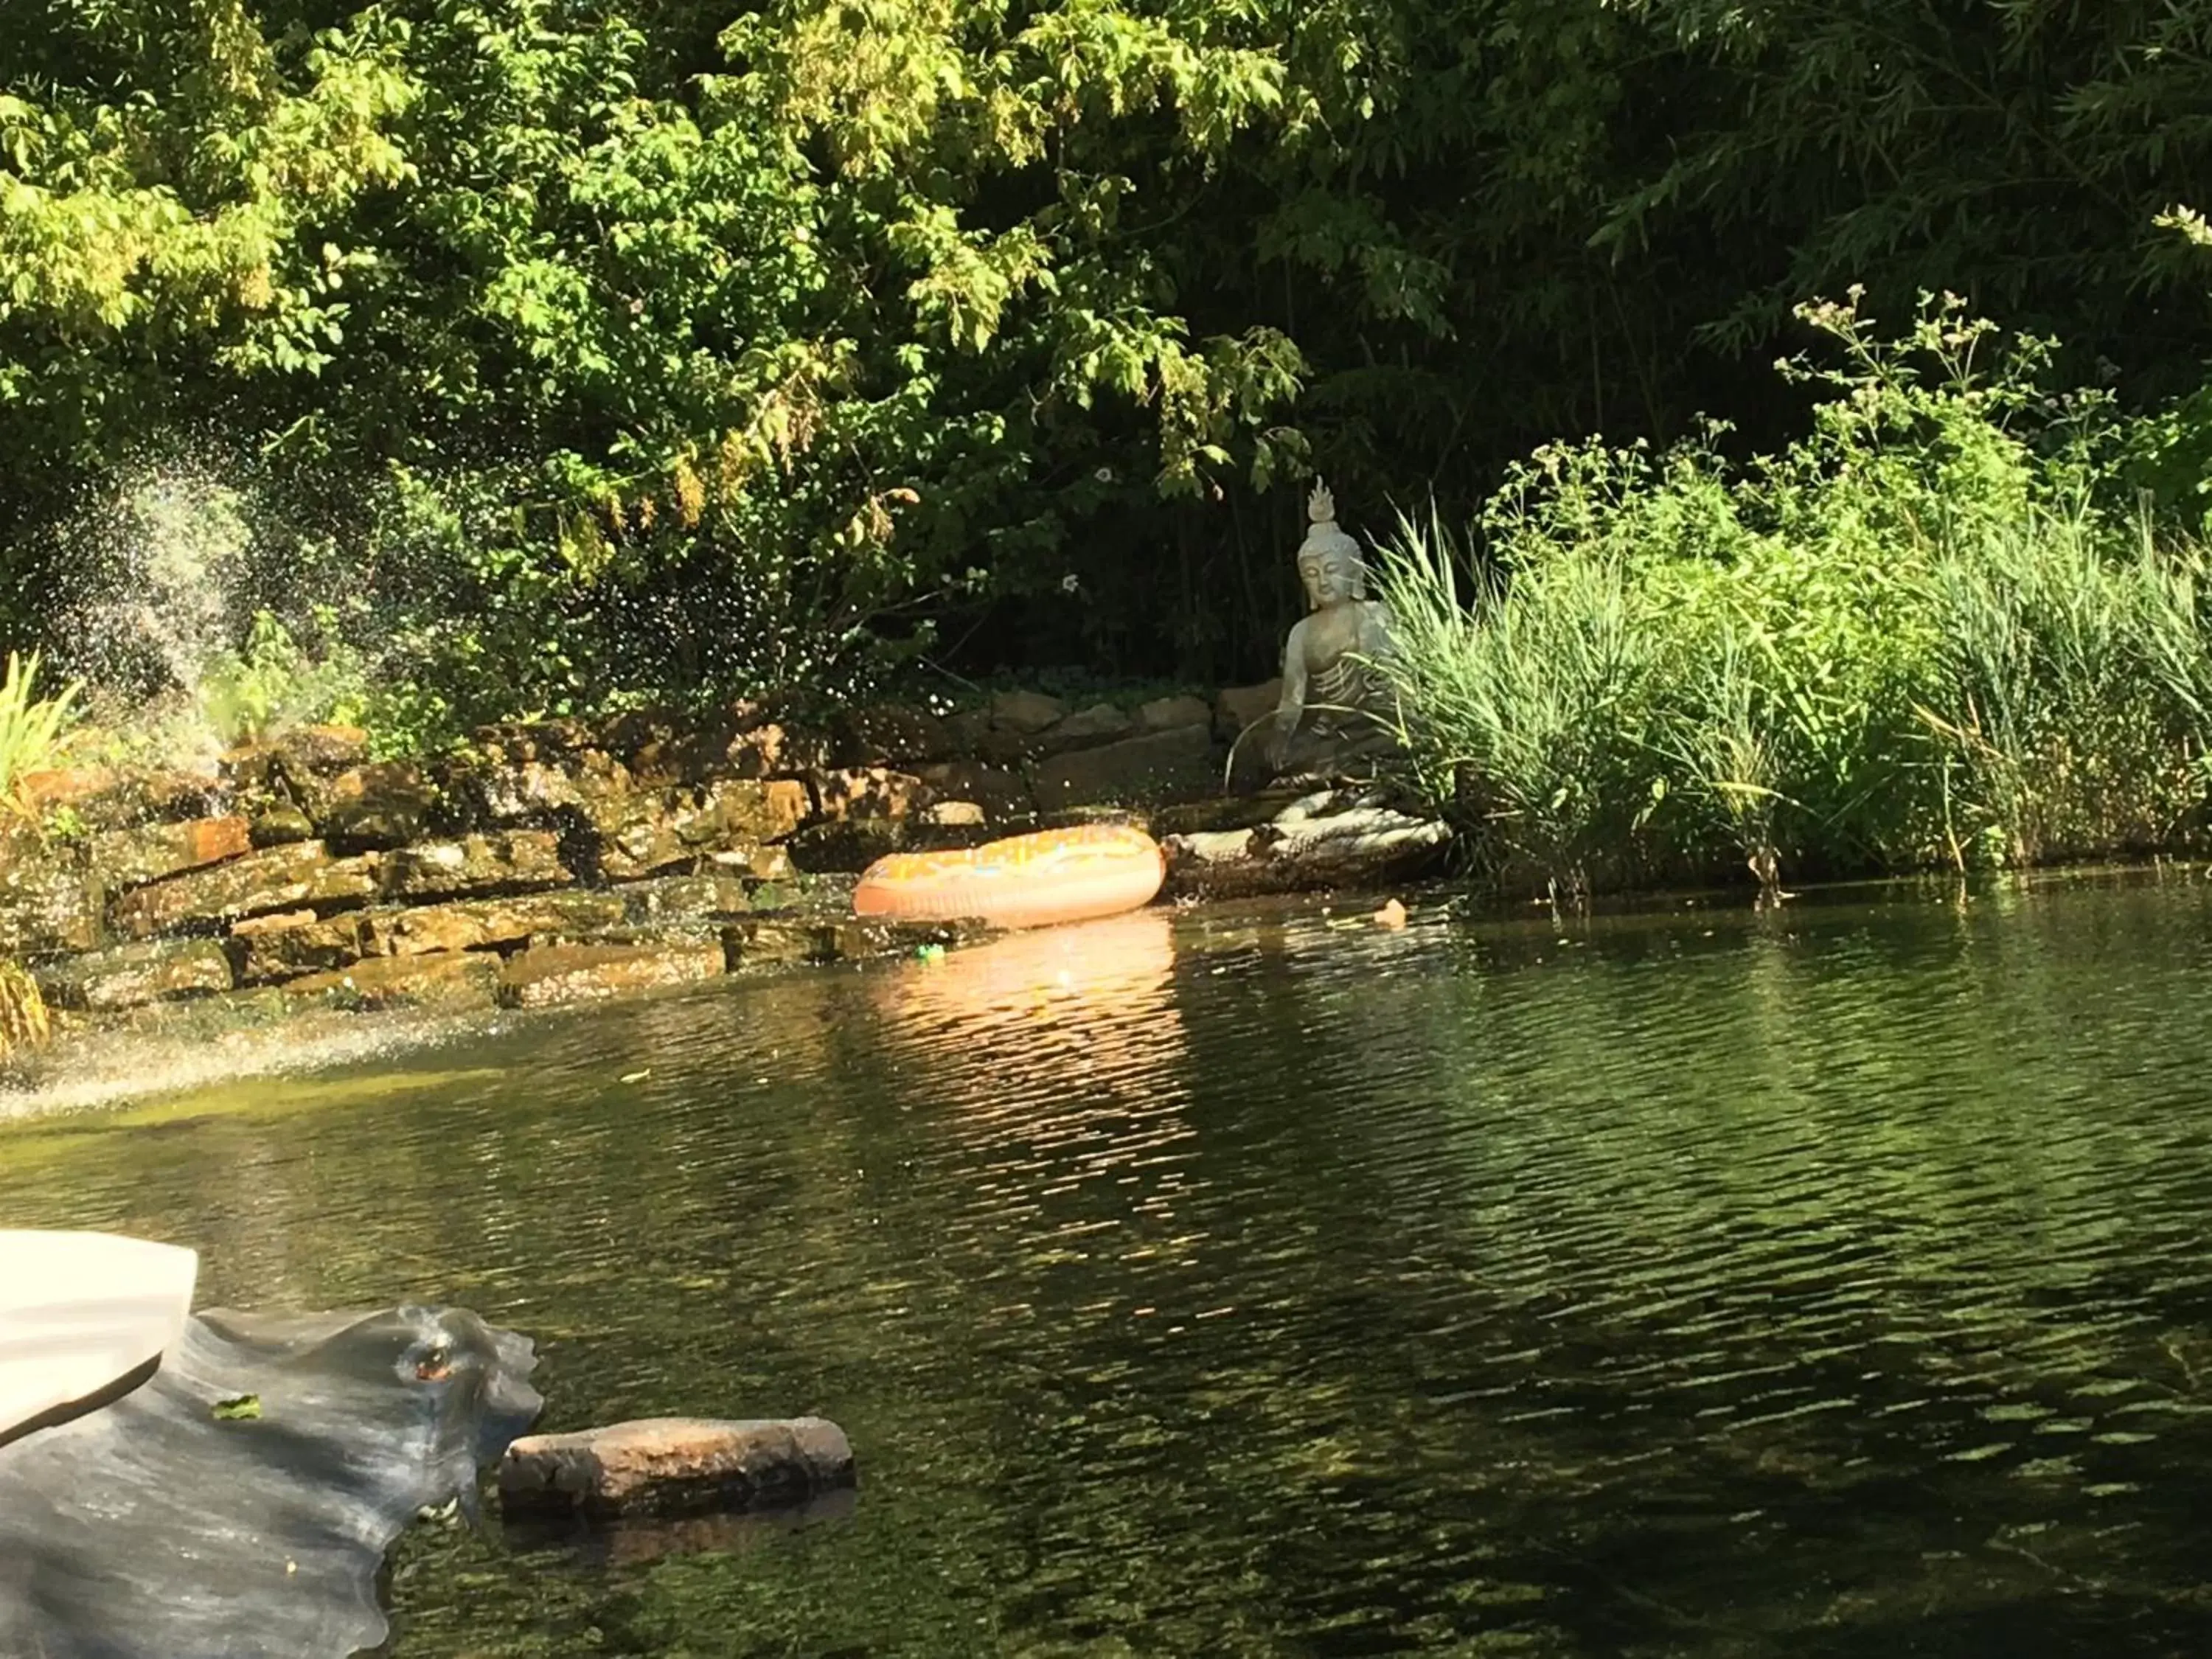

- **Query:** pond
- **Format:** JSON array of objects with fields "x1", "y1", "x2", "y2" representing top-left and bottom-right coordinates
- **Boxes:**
[{"x1": 5, "y1": 873, "x2": 2212, "y2": 1656}]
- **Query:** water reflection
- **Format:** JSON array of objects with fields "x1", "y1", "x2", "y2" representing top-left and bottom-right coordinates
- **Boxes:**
[{"x1": 4, "y1": 880, "x2": 2212, "y2": 1654}]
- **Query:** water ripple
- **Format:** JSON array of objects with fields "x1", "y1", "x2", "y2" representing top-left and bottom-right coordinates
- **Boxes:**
[{"x1": 6, "y1": 880, "x2": 2212, "y2": 1653}]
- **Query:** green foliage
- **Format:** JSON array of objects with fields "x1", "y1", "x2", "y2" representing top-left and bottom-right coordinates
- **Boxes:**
[
  {"x1": 0, "y1": 652, "x2": 83, "y2": 817},
  {"x1": 1377, "y1": 297, "x2": 2212, "y2": 899},
  {"x1": 198, "y1": 607, "x2": 369, "y2": 745},
  {"x1": 14, "y1": 0, "x2": 2212, "y2": 724},
  {"x1": 0, "y1": 0, "x2": 1321, "y2": 711}
]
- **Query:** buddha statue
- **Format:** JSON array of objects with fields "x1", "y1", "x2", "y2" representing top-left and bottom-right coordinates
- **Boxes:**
[{"x1": 1267, "y1": 481, "x2": 1399, "y2": 775}]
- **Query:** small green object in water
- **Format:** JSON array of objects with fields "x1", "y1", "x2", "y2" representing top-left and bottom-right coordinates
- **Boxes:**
[
  {"x1": 917, "y1": 943, "x2": 946, "y2": 962},
  {"x1": 212, "y1": 1394, "x2": 262, "y2": 1422}
]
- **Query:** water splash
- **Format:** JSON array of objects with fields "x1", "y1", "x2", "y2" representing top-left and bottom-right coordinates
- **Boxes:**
[
  {"x1": 48, "y1": 458, "x2": 262, "y2": 773},
  {"x1": 0, "y1": 1002, "x2": 487, "y2": 1124}
]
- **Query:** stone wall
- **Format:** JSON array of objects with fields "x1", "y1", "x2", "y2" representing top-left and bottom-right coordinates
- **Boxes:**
[{"x1": 0, "y1": 684, "x2": 1367, "y2": 1033}]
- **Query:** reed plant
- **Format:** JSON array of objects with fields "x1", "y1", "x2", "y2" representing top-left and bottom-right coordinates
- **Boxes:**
[{"x1": 1374, "y1": 295, "x2": 2212, "y2": 899}]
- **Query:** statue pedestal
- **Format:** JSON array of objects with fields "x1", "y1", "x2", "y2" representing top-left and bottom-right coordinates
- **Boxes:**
[{"x1": 1270, "y1": 715, "x2": 1401, "y2": 785}]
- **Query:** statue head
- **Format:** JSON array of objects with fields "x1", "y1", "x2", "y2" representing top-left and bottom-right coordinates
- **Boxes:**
[{"x1": 1296, "y1": 481, "x2": 1367, "y2": 610}]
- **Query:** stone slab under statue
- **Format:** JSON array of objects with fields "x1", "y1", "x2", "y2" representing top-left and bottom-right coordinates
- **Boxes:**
[{"x1": 1259, "y1": 481, "x2": 1402, "y2": 783}]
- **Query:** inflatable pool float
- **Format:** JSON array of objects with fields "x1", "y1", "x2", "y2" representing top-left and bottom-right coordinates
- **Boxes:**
[
  {"x1": 853, "y1": 823, "x2": 1166, "y2": 931},
  {"x1": 0, "y1": 1230, "x2": 198, "y2": 1440}
]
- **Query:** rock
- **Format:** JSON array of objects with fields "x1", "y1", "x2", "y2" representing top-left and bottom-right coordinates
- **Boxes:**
[
  {"x1": 1037, "y1": 701, "x2": 1132, "y2": 751},
  {"x1": 110, "y1": 841, "x2": 381, "y2": 939},
  {"x1": 230, "y1": 910, "x2": 367, "y2": 983},
  {"x1": 1151, "y1": 787, "x2": 1310, "y2": 837},
  {"x1": 1136, "y1": 694, "x2": 1213, "y2": 734},
  {"x1": 776, "y1": 818, "x2": 910, "y2": 874},
  {"x1": 359, "y1": 891, "x2": 629, "y2": 957},
  {"x1": 470, "y1": 718, "x2": 592, "y2": 759},
  {"x1": 590, "y1": 779, "x2": 810, "y2": 882},
  {"x1": 34, "y1": 938, "x2": 234, "y2": 1011},
  {"x1": 717, "y1": 779, "x2": 813, "y2": 842},
  {"x1": 89, "y1": 815, "x2": 252, "y2": 889},
  {"x1": 380, "y1": 832, "x2": 572, "y2": 902},
  {"x1": 914, "y1": 759, "x2": 1033, "y2": 821},
  {"x1": 1026, "y1": 725, "x2": 1217, "y2": 810},
  {"x1": 1162, "y1": 792, "x2": 1452, "y2": 899},
  {"x1": 827, "y1": 917, "x2": 991, "y2": 961},
  {"x1": 723, "y1": 918, "x2": 831, "y2": 969},
  {"x1": 988, "y1": 689, "x2": 1066, "y2": 734},
  {"x1": 497, "y1": 1416, "x2": 856, "y2": 1522},
  {"x1": 216, "y1": 745, "x2": 282, "y2": 798},
  {"x1": 26, "y1": 768, "x2": 215, "y2": 830},
  {"x1": 248, "y1": 805, "x2": 316, "y2": 847},
  {"x1": 809, "y1": 768, "x2": 931, "y2": 824},
  {"x1": 318, "y1": 762, "x2": 442, "y2": 851},
  {"x1": 282, "y1": 950, "x2": 502, "y2": 1012},
  {"x1": 462, "y1": 752, "x2": 595, "y2": 825},
  {"x1": 748, "y1": 872, "x2": 858, "y2": 917},
  {"x1": 717, "y1": 844, "x2": 796, "y2": 881},
  {"x1": 13, "y1": 768, "x2": 120, "y2": 817},
  {"x1": 109, "y1": 769, "x2": 226, "y2": 824},
  {"x1": 617, "y1": 874, "x2": 754, "y2": 926},
  {"x1": 595, "y1": 705, "x2": 685, "y2": 763},
  {"x1": 496, "y1": 939, "x2": 727, "y2": 1008},
  {"x1": 832, "y1": 704, "x2": 950, "y2": 768},
  {"x1": 270, "y1": 725, "x2": 371, "y2": 775},
  {"x1": 925, "y1": 801, "x2": 985, "y2": 827},
  {"x1": 942, "y1": 706, "x2": 993, "y2": 756},
  {"x1": 0, "y1": 836, "x2": 105, "y2": 954},
  {"x1": 779, "y1": 812, "x2": 997, "y2": 874},
  {"x1": 1214, "y1": 680, "x2": 1282, "y2": 740},
  {"x1": 630, "y1": 718, "x2": 832, "y2": 787},
  {"x1": 721, "y1": 897, "x2": 976, "y2": 967}
]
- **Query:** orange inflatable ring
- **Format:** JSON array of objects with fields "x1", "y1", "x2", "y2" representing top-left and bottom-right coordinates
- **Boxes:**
[{"x1": 852, "y1": 823, "x2": 1167, "y2": 931}]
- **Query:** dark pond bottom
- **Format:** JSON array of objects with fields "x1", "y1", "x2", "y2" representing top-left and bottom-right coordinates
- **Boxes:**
[{"x1": 5, "y1": 872, "x2": 2212, "y2": 1655}]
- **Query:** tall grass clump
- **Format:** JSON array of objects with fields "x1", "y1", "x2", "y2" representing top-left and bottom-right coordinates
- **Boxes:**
[
  {"x1": 1375, "y1": 291, "x2": 2212, "y2": 900},
  {"x1": 0, "y1": 960, "x2": 52, "y2": 1060},
  {"x1": 1919, "y1": 514, "x2": 2212, "y2": 866},
  {"x1": 0, "y1": 651, "x2": 83, "y2": 818},
  {"x1": 1374, "y1": 509, "x2": 1665, "y2": 906}
]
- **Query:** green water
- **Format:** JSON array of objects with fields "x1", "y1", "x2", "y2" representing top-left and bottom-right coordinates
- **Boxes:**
[{"x1": 7, "y1": 874, "x2": 2212, "y2": 1656}]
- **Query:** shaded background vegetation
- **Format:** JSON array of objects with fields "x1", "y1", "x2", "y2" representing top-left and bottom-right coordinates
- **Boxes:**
[{"x1": 8, "y1": 0, "x2": 2212, "y2": 733}]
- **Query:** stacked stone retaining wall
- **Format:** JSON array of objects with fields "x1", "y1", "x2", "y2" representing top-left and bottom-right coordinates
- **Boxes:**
[{"x1": 2, "y1": 683, "x2": 1439, "y2": 1037}]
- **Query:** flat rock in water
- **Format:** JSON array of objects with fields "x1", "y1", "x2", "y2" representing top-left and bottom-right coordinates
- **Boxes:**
[{"x1": 498, "y1": 1416, "x2": 856, "y2": 1520}]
